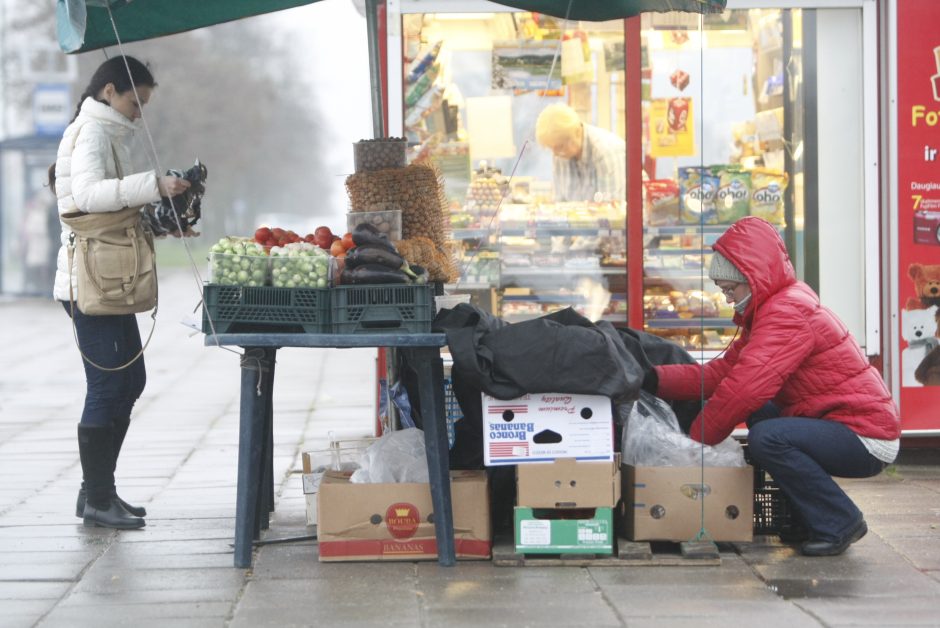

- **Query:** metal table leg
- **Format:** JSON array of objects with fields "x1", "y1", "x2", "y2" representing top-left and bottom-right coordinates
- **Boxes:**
[
  {"x1": 259, "y1": 356, "x2": 276, "y2": 531},
  {"x1": 405, "y1": 346, "x2": 455, "y2": 566},
  {"x1": 234, "y1": 347, "x2": 276, "y2": 568}
]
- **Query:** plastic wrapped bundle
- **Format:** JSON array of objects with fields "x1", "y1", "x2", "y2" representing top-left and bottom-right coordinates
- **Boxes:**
[{"x1": 622, "y1": 390, "x2": 746, "y2": 467}]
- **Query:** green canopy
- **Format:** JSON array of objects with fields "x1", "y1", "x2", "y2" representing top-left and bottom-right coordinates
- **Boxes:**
[
  {"x1": 490, "y1": 0, "x2": 726, "y2": 21},
  {"x1": 57, "y1": 0, "x2": 323, "y2": 53},
  {"x1": 57, "y1": 0, "x2": 726, "y2": 54}
]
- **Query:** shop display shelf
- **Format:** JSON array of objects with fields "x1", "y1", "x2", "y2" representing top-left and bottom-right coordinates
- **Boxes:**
[
  {"x1": 331, "y1": 284, "x2": 433, "y2": 334},
  {"x1": 644, "y1": 317, "x2": 734, "y2": 329},
  {"x1": 202, "y1": 284, "x2": 330, "y2": 334}
]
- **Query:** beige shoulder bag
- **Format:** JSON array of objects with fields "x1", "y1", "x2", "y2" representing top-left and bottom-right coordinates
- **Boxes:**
[{"x1": 63, "y1": 143, "x2": 158, "y2": 370}]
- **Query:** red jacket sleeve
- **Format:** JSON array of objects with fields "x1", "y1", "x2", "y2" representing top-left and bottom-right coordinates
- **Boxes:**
[{"x1": 655, "y1": 304, "x2": 815, "y2": 445}]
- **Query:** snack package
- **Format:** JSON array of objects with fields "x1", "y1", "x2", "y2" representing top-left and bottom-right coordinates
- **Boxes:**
[
  {"x1": 713, "y1": 166, "x2": 751, "y2": 224},
  {"x1": 678, "y1": 166, "x2": 718, "y2": 225},
  {"x1": 643, "y1": 179, "x2": 680, "y2": 226},
  {"x1": 749, "y1": 168, "x2": 788, "y2": 225}
]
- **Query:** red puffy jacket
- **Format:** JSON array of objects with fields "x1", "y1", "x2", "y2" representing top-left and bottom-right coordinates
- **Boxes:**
[{"x1": 655, "y1": 216, "x2": 899, "y2": 445}]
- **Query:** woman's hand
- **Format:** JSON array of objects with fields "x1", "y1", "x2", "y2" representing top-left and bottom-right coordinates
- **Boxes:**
[
  {"x1": 168, "y1": 226, "x2": 200, "y2": 239},
  {"x1": 158, "y1": 175, "x2": 191, "y2": 198}
]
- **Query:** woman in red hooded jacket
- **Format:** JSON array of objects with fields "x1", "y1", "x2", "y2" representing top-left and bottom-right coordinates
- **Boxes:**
[{"x1": 651, "y1": 216, "x2": 899, "y2": 556}]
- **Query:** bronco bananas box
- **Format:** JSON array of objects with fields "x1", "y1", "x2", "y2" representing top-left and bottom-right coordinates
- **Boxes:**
[
  {"x1": 482, "y1": 392, "x2": 613, "y2": 466},
  {"x1": 316, "y1": 469, "x2": 491, "y2": 561}
]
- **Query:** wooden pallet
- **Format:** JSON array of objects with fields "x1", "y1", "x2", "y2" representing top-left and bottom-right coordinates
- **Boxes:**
[{"x1": 492, "y1": 536, "x2": 721, "y2": 567}]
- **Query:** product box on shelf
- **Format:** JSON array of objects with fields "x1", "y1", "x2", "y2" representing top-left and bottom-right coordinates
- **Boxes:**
[
  {"x1": 316, "y1": 469, "x2": 491, "y2": 562},
  {"x1": 516, "y1": 455, "x2": 621, "y2": 509},
  {"x1": 482, "y1": 392, "x2": 613, "y2": 466},
  {"x1": 331, "y1": 283, "x2": 433, "y2": 334},
  {"x1": 346, "y1": 209, "x2": 403, "y2": 242},
  {"x1": 202, "y1": 284, "x2": 330, "y2": 334},
  {"x1": 619, "y1": 464, "x2": 753, "y2": 542},
  {"x1": 513, "y1": 506, "x2": 615, "y2": 555}
]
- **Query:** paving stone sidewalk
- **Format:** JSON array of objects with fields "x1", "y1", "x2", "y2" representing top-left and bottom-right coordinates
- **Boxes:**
[{"x1": 1, "y1": 270, "x2": 939, "y2": 627}]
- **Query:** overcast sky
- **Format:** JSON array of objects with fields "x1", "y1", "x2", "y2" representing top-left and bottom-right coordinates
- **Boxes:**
[{"x1": 272, "y1": 1, "x2": 375, "y2": 219}]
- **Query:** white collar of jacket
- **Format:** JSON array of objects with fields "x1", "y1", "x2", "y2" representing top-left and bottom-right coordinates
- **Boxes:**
[{"x1": 77, "y1": 97, "x2": 141, "y2": 139}]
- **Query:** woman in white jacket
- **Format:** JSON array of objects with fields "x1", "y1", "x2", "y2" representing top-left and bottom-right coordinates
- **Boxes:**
[{"x1": 49, "y1": 56, "x2": 192, "y2": 529}]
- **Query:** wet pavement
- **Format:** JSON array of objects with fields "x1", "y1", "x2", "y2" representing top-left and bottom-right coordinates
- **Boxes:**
[{"x1": 1, "y1": 269, "x2": 939, "y2": 627}]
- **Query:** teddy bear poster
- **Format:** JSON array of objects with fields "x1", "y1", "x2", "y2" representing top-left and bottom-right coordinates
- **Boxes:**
[{"x1": 902, "y1": 263, "x2": 940, "y2": 386}]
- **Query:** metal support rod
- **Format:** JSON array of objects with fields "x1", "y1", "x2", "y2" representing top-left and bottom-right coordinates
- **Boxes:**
[{"x1": 365, "y1": 0, "x2": 386, "y2": 139}]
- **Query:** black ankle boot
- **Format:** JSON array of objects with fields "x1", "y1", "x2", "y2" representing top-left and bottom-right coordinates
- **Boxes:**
[
  {"x1": 83, "y1": 498, "x2": 145, "y2": 530},
  {"x1": 75, "y1": 487, "x2": 147, "y2": 518},
  {"x1": 77, "y1": 424, "x2": 145, "y2": 530}
]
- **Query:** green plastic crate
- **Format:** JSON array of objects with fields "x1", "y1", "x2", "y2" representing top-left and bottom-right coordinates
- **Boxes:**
[
  {"x1": 331, "y1": 284, "x2": 433, "y2": 334},
  {"x1": 202, "y1": 284, "x2": 330, "y2": 334}
]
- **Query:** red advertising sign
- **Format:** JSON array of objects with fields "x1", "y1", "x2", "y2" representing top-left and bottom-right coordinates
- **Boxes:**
[{"x1": 897, "y1": 0, "x2": 940, "y2": 428}]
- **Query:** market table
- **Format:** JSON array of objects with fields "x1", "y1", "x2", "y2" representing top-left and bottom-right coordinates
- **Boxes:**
[{"x1": 204, "y1": 332, "x2": 451, "y2": 568}]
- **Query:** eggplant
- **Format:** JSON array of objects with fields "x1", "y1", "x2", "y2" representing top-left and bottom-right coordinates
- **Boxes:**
[
  {"x1": 345, "y1": 245, "x2": 419, "y2": 280},
  {"x1": 351, "y1": 222, "x2": 396, "y2": 252},
  {"x1": 340, "y1": 263, "x2": 411, "y2": 285},
  {"x1": 346, "y1": 245, "x2": 405, "y2": 270}
]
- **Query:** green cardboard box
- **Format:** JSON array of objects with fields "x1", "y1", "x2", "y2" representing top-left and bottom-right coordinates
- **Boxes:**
[{"x1": 513, "y1": 507, "x2": 614, "y2": 555}]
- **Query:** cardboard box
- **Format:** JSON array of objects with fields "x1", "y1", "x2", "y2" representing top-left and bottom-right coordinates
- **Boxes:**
[
  {"x1": 514, "y1": 507, "x2": 615, "y2": 555},
  {"x1": 317, "y1": 469, "x2": 491, "y2": 561},
  {"x1": 516, "y1": 456, "x2": 621, "y2": 509},
  {"x1": 482, "y1": 392, "x2": 613, "y2": 466},
  {"x1": 620, "y1": 464, "x2": 753, "y2": 542}
]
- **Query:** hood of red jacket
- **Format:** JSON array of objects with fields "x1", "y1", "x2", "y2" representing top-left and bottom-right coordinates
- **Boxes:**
[{"x1": 712, "y1": 217, "x2": 796, "y2": 323}]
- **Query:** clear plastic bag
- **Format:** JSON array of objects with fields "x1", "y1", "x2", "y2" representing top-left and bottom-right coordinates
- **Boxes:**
[
  {"x1": 349, "y1": 427, "x2": 430, "y2": 483},
  {"x1": 622, "y1": 390, "x2": 745, "y2": 467}
]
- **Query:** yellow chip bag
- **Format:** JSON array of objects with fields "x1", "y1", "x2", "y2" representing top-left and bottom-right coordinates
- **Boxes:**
[{"x1": 749, "y1": 169, "x2": 788, "y2": 225}]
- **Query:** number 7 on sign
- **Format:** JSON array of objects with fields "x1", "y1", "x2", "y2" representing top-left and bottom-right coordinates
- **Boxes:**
[{"x1": 913, "y1": 194, "x2": 923, "y2": 210}]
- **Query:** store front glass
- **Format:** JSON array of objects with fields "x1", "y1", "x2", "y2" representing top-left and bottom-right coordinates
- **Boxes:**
[{"x1": 390, "y1": 3, "x2": 871, "y2": 357}]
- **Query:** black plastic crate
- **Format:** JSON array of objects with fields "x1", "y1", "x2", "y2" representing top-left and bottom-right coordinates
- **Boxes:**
[
  {"x1": 202, "y1": 284, "x2": 330, "y2": 334},
  {"x1": 331, "y1": 284, "x2": 433, "y2": 334},
  {"x1": 751, "y1": 465, "x2": 798, "y2": 536},
  {"x1": 743, "y1": 443, "x2": 803, "y2": 537}
]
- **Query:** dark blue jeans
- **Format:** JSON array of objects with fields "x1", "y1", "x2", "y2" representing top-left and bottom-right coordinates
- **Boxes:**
[
  {"x1": 62, "y1": 301, "x2": 146, "y2": 427},
  {"x1": 747, "y1": 405, "x2": 886, "y2": 542}
]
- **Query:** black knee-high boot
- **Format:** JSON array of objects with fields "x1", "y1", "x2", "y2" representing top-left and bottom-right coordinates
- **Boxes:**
[
  {"x1": 77, "y1": 424, "x2": 145, "y2": 529},
  {"x1": 75, "y1": 418, "x2": 147, "y2": 518}
]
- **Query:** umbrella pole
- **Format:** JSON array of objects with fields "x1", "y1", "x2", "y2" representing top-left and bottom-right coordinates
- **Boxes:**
[{"x1": 365, "y1": 0, "x2": 386, "y2": 139}]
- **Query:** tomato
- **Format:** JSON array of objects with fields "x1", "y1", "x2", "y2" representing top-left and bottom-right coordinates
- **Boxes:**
[
  {"x1": 271, "y1": 227, "x2": 286, "y2": 241},
  {"x1": 254, "y1": 227, "x2": 272, "y2": 243},
  {"x1": 341, "y1": 232, "x2": 355, "y2": 250}
]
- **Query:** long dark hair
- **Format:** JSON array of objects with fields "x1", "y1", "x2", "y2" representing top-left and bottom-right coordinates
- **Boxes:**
[{"x1": 47, "y1": 56, "x2": 156, "y2": 195}]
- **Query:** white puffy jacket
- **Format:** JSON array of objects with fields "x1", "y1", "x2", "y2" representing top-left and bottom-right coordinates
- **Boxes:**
[{"x1": 52, "y1": 97, "x2": 160, "y2": 301}]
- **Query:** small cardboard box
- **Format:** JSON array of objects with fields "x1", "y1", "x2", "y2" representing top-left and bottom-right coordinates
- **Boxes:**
[
  {"x1": 482, "y1": 392, "x2": 613, "y2": 466},
  {"x1": 514, "y1": 507, "x2": 615, "y2": 555},
  {"x1": 620, "y1": 464, "x2": 753, "y2": 542},
  {"x1": 516, "y1": 456, "x2": 621, "y2": 509},
  {"x1": 317, "y1": 469, "x2": 491, "y2": 561}
]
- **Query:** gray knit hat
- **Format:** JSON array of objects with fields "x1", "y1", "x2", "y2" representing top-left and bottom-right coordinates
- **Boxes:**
[{"x1": 709, "y1": 251, "x2": 747, "y2": 284}]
